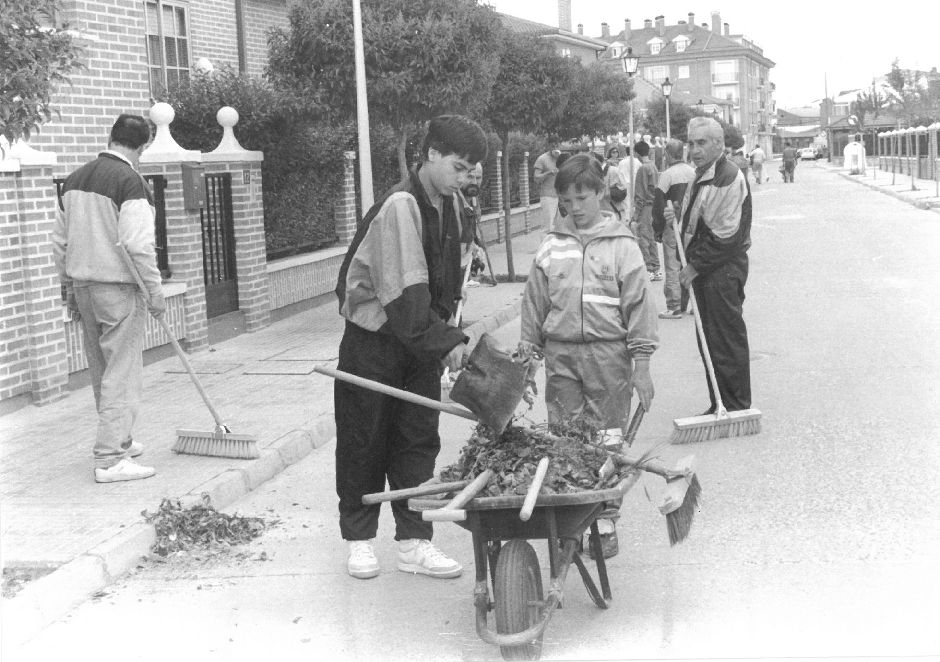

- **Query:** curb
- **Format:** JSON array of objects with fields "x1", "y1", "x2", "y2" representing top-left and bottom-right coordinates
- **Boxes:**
[
  {"x1": 3, "y1": 419, "x2": 336, "y2": 650},
  {"x1": 834, "y1": 169, "x2": 940, "y2": 213},
  {"x1": 3, "y1": 303, "x2": 520, "y2": 648}
]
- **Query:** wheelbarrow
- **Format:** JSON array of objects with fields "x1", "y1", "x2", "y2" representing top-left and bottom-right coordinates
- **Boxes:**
[{"x1": 407, "y1": 474, "x2": 642, "y2": 661}]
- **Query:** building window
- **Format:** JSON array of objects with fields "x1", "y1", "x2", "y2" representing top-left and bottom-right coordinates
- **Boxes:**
[
  {"x1": 674, "y1": 36, "x2": 688, "y2": 52},
  {"x1": 678, "y1": 65, "x2": 690, "y2": 79},
  {"x1": 146, "y1": 1, "x2": 190, "y2": 99},
  {"x1": 610, "y1": 43, "x2": 623, "y2": 58},
  {"x1": 711, "y1": 59, "x2": 738, "y2": 84},
  {"x1": 644, "y1": 65, "x2": 669, "y2": 84},
  {"x1": 649, "y1": 41, "x2": 662, "y2": 55},
  {"x1": 560, "y1": 47, "x2": 571, "y2": 58}
]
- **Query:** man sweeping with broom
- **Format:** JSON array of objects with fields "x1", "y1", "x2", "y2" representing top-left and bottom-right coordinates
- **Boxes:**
[{"x1": 674, "y1": 117, "x2": 759, "y2": 441}]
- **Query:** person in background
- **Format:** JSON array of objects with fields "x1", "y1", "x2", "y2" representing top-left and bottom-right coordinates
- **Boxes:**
[
  {"x1": 520, "y1": 154, "x2": 659, "y2": 557},
  {"x1": 680, "y1": 117, "x2": 753, "y2": 414},
  {"x1": 600, "y1": 147, "x2": 629, "y2": 221},
  {"x1": 53, "y1": 114, "x2": 162, "y2": 484},
  {"x1": 534, "y1": 146, "x2": 562, "y2": 228},
  {"x1": 652, "y1": 136, "x2": 665, "y2": 170},
  {"x1": 652, "y1": 138, "x2": 696, "y2": 319},
  {"x1": 728, "y1": 146, "x2": 750, "y2": 184},
  {"x1": 781, "y1": 141, "x2": 798, "y2": 183},
  {"x1": 748, "y1": 143, "x2": 766, "y2": 185},
  {"x1": 334, "y1": 114, "x2": 486, "y2": 581},
  {"x1": 631, "y1": 140, "x2": 661, "y2": 281}
]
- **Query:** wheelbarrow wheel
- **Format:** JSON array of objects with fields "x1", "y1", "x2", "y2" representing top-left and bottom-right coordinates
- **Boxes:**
[{"x1": 494, "y1": 539, "x2": 544, "y2": 660}]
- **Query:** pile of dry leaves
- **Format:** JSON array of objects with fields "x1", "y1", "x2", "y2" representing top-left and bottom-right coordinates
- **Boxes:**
[{"x1": 438, "y1": 419, "x2": 618, "y2": 497}]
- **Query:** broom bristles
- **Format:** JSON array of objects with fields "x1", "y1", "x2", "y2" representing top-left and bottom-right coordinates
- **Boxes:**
[
  {"x1": 670, "y1": 408, "x2": 762, "y2": 444},
  {"x1": 665, "y1": 473, "x2": 701, "y2": 545},
  {"x1": 173, "y1": 429, "x2": 260, "y2": 459}
]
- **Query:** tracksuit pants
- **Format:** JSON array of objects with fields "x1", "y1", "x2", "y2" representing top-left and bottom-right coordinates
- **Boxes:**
[
  {"x1": 334, "y1": 322, "x2": 440, "y2": 542},
  {"x1": 74, "y1": 282, "x2": 148, "y2": 469},
  {"x1": 692, "y1": 261, "x2": 752, "y2": 411}
]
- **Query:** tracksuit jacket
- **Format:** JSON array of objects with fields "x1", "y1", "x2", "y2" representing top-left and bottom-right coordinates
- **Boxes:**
[
  {"x1": 336, "y1": 166, "x2": 467, "y2": 362},
  {"x1": 680, "y1": 154, "x2": 752, "y2": 276},
  {"x1": 521, "y1": 212, "x2": 659, "y2": 358}
]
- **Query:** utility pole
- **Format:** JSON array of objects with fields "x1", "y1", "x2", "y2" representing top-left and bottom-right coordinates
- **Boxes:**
[{"x1": 352, "y1": 0, "x2": 374, "y2": 211}]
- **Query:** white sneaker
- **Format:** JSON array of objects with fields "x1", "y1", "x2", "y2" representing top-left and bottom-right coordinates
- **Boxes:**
[
  {"x1": 397, "y1": 539, "x2": 462, "y2": 578},
  {"x1": 347, "y1": 540, "x2": 380, "y2": 579},
  {"x1": 94, "y1": 458, "x2": 156, "y2": 483}
]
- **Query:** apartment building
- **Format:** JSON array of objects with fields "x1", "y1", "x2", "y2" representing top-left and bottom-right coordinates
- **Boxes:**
[{"x1": 595, "y1": 11, "x2": 775, "y2": 152}]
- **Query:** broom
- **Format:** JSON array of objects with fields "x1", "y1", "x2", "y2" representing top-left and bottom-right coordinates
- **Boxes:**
[
  {"x1": 598, "y1": 404, "x2": 700, "y2": 545},
  {"x1": 118, "y1": 243, "x2": 259, "y2": 459},
  {"x1": 669, "y1": 216, "x2": 761, "y2": 443}
]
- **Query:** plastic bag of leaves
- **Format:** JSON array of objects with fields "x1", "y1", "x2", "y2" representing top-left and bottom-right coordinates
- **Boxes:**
[{"x1": 141, "y1": 493, "x2": 270, "y2": 557}]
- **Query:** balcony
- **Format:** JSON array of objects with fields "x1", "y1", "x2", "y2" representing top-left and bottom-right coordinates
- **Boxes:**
[{"x1": 711, "y1": 72, "x2": 738, "y2": 84}]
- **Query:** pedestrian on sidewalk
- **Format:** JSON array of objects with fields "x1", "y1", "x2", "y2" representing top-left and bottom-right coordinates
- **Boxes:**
[
  {"x1": 781, "y1": 141, "x2": 798, "y2": 183},
  {"x1": 681, "y1": 117, "x2": 753, "y2": 413},
  {"x1": 749, "y1": 144, "x2": 766, "y2": 184},
  {"x1": 653, "y1": 138, "x2": 696, "y2": 319},
  {"x1": 52, "y1": 114, "x2": 162, "y2": 484},
  {"x1": 631, "y1": 141, "x2": 662, "y2": 281},
  {"x1": 534, "y1": 145, "x2": 562, "y2": 229},
  {"x1": 599, "y1": 149, "x2": 629, "y2": 222},
  {"x1": 333, "y1": 115, "x2": 487, "y2": 581},
  {"x1": 520, "y1": 153, "x2": 659, "y2": 556}
]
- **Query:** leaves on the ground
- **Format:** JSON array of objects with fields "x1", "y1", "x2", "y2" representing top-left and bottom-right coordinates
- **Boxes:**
[{"x1": 141, "y1": 493, "x2": 271, "y2": 557}]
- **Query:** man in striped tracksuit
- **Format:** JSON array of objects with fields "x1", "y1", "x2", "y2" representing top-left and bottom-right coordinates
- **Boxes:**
[{"x1": 333, "y1": 115, "x2": 487, "y2": 580}]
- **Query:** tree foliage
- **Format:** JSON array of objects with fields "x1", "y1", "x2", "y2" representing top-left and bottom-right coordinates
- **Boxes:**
[
  {"x1": 886, "y1": 59, "x2": 927, "y2": 126},
  {"x1": 0, "y1": 0, "x2": 83, "y2": 150},
  {"x1": 550, "y1": 62, "x2": 633, "y2": 141},
  {"x1": 642, "y1": 96, "x2": 697, "y2": 142},
  {"x1": 267, "y1": 0, "x2": 503, "y2": 177}
]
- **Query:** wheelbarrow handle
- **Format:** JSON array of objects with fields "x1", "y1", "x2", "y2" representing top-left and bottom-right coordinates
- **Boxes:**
[
  {"x1": 314, "y1": 366, "x2": 478, "y2": 422},
  {"x1": 421, "y1": 469, "x2": 494, "y2": 522},
  {"x1": 361, "y1": 479, "x2": 471, "y2": 505}
]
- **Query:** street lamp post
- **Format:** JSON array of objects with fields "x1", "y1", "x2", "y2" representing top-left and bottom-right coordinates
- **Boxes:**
[
  {"x1": 621, "y1": 47, "x2": 640, "y2": 219},
  {"x1": 661, "y1": 77, "x2": 672, "y2": 141}
]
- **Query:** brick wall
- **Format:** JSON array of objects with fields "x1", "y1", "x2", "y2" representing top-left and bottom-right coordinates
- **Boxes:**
[
  {"x1": 190, "y1": 0, "x2": 240, "y2": 71},
  {"x1": 0, "y1": 166, "x2": 69, "y2": 404},
  {"x1": 30, "y1": 0, "x2": 152, "y2": 177},
  {"x1": 242, "y1": 0, "x2": 289, "y2": 78}
]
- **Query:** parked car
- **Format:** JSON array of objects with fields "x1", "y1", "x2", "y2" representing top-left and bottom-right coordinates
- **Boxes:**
[{"x1": 798, "y1": 147, "x2": 818, "y2": 160}]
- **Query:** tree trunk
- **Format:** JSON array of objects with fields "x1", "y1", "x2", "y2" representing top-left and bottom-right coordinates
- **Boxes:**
[
  {"x1": 500, "y1": 132, "x2": 515, "y2": 280},
  {"x1": 397, "y1": 127, "x2": 409, "y2": 180}
]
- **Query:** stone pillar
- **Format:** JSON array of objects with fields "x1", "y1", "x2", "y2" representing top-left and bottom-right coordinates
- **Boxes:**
[
  {"x1": 140, "y1": 102, "x2": 208, "y2": 350},
  {"x1": 204, "y1": 107, "x2": 269, "y2": 332},
  {"x1": 929, "y1": 123, "x2": 939, "y2": 180},
  {"x1": 519, "y1": 151, "x2": 530, "y2": 232},
  {"x1": 334, "y1": 151, "x2": 358, "y2": 245},
  {"x1": 0, "y1": 141, "x2": 68, "y2": 405}
]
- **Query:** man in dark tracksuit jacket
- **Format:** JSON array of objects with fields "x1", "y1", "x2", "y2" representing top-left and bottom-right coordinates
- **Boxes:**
[
  {"x1": 333, "y1": 115, "x2": 487, "y2": 580},
  {"x1": 680, "y1": 117, "x2": 752, "y2": 412}
]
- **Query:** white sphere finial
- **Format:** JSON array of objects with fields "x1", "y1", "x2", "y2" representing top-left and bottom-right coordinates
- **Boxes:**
[
  {"x1": 195, "y1": 57, "x2": 215, "y2": 74},
  {"x1": 141, "y1": 102, "x2": 201, "y2": 163},
  {"x1": 209, "y1": 106, "x2": 249, "y2": 155},
  {"x1": 150, "y1": 102, "x2": 175, "y2": 128},
  {"x1": 216, "y1": 106, "x2": 239, "y2": 129}
]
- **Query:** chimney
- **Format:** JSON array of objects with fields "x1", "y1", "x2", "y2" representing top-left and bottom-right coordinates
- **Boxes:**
[
  {"x1": 724, "y1": 22, "x2": 730, "y2": 36},
  {"x1": 601, "y1": 22, "x2": 610, "y2": 39},
  {"x1": 557, "y1": 0, "x2": 572, "y2": 32},
  {"x1": 711, "y1": 11, "x2": 721, "y2": 34},
  {"x1": 644, "y1": 18, "x2": 652, "y2": 29},
  {"x1": 655, "y1": 15, "x2": 665, "y2": 36},
  {"x1": 577, "y1": 23, "x2": 583, "y2": 35},
  {"x1": 688, "y1": 12, "x2": 695, "y2": 30},
  {"x1": 624, "y1": 18, "x2": 631, "y2": 39}
]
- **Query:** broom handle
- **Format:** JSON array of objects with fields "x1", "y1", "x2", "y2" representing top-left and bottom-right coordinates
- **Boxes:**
[
  {"x1": 313, "y1": 366, "x2": 479, "y2": 422},
  {"x1": 362, "y1": 479, "x2": 471, "y2": 504},
  {"x1": 117, "y1": 243, "x2": 227, "y2": 428},
  {"x1": 422, "y1": 469, "x2": 494, "y2": 522},
  {"x1": 443, "y1": 258, "x2": 475, "y2": 382},
  {"x1": 519, "y1": 457, "x2": 550, "y2": 521},
  {"x1": 671, "y1": 218, "x2": 728, "y2": 416}
]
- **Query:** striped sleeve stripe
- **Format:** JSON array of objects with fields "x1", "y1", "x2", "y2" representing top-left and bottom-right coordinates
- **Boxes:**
[
  {"x1": 583, "y1": 294, "x2": 620, "y2": 306},
  {"x1": 539, "y1": 249, "x2": 582, "y2": 270}
]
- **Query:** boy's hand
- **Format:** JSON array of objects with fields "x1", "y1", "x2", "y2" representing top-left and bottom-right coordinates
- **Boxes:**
[
  {"x1": 630, "y1": 360, "x2": 654, "y2": 411},
  {"x1": 442, "y1": 342, "x2": 470, "y2": 373}
]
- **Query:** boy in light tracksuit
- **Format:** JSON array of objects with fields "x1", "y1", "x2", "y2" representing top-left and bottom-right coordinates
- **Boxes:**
[{"x1": 520, "y1": 154, "x2": 659, "y2": 556}]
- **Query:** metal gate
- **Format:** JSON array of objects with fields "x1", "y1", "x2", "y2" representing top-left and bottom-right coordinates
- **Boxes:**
[{"x1": 200, "y1": 173, "x2": 238, "y2": 318}]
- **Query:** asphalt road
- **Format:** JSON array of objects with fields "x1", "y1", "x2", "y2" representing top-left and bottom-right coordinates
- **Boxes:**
[{"x1": 12, "y1": 161, "x2": 940, "y2": 662}]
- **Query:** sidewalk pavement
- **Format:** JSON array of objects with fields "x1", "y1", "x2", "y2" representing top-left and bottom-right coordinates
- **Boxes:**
[
  {"x1": 819, "y1": 160, "x2": 940, "y2": 213},
  {"x1": 0, "y1": 217, "x2": 549, "y2": 647}
]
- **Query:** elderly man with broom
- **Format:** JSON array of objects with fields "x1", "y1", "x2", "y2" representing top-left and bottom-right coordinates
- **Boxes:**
[{"x1": 673, "y1": 117, "x2": 760, "y2": 442}]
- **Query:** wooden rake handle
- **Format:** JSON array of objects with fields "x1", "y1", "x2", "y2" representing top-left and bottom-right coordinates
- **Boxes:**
[
  {"x1": 361, "y1": 480, "x2": 471, "y2": 505},
  {"x1": 313, "y1": 366, "x2": 478, "y2": 422},
  {"x1": 421, "y1": 469, "x2": 494, "y2": 522},
  {"x1": 519, "y1": 457, "x2": 550, "y2": 521}
]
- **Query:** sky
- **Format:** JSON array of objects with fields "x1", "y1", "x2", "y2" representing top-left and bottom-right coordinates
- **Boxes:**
[{"x1": 488, "y1": 0, "x2": 940, "y2": 109}]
